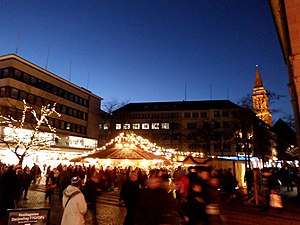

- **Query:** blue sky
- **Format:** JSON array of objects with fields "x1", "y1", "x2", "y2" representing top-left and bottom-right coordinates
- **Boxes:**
[{"x1": 0, "y1": 0, "x2": 293, "y2": 122}]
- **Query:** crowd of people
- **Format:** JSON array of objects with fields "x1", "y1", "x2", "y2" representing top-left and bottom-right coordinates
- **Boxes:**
[{"x1": 0, "y1": 160, "x2": 299, "y2": 225}]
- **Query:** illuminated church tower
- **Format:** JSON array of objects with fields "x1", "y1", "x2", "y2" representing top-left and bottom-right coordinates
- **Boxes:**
[{"x1": 252, "y1": 65, "x2": 272, "y2": 126}]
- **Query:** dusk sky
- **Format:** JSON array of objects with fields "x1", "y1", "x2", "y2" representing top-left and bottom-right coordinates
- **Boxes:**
[{"x1": 0, "y1": 1, "x2": 293, "y2": 122}]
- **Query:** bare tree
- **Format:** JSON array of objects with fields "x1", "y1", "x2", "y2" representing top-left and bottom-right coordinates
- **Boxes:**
[
  {"x1": 0, "y1": 100, "x2": 60, "y2": 166},
  {"x1": 238, "y1": 90, "x2": 285, "y2": 117},
  {"x1": 102, "y1": 98, "x2": 130, "y2": 115}
]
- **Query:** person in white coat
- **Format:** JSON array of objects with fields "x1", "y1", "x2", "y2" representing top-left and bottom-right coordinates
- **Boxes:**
[{"x1": 61, "y1": 176, "x2": 87, "y2": 225}]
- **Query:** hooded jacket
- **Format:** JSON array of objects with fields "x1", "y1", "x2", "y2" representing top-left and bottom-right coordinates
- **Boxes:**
[{"x1": 61, "y1": 185, "x2": 87, "y2": 225}]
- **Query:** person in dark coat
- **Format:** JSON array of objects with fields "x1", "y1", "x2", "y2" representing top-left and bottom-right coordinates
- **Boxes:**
[
  {"x1": 84, "y1": 175, "x2": 100, "y2": 225},
  {"x1": 120, "y1": 170, "x2": 140, "y2": 225},
  {"x1": 183, "y1": 180, "x2": 208, "y2": 225},
  {"x1": 0, "y1": 165, "x2": 20, "y2": 220},
  {"x1": 135, "y1": 176, "x2": 180, "y2": 225},
  {"x1": 21, "y1": 166, "x2": 32, "y2": 200},
  {"x1": 57, "y1": 165, "x2": 71, "y2": 203},
  {"x1": 244, "y1": 168, "x2": 254, "y2": 194}
]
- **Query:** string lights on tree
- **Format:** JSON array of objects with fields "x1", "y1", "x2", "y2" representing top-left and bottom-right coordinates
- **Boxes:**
[{"x1": 0, "y1": 100, "x2": 61, "y2": 165}]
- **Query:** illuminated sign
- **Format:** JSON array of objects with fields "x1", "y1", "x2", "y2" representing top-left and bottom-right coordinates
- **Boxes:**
[{"x1": 7, "y1": 207, "x2": 50, "y2": 225}]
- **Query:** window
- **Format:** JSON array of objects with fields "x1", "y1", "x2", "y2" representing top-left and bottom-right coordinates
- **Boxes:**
[
  {"x1": 116, "y1": 124, "x2": 122, "y2": 130},
  {"x1": 36, "y1": 79, "x2": 43, "y2": 89},
  {"x1": 142, "y1": 123, "x2": 149, "y2": 129},
  {"x1": 201, "y1": 112, "x2": 207, "y2": 118},
  {"x1": 44, "y1": 82, "x2": 52, "y2": 92},
  {"x1": 30, "y1": 76, "x2": 37, "y2": 86},
  {"x1": 19, "y1": 91, "x2": 28, "y2": 101},
  {"x1": 66, "y1": 122, "x2": 71, "y2": 130},
  {"x1": 123, "y1": 124, "x2": 130, "y2": 129},
  {"x1": 48, "y1": 118, "x2": 54, "y2": 126},
  {"x1": 184, "y1": 112, "x2": 191, "y2": 118},
  {"x1": 14, "y1": 69, "x2": 22, "y2": 80},
  {"x1": 214, "y1": 111, "x2": 220, "y2": 117},
  {"x1": 132, "y1": 123, "x2": 140, "y2": 129},
  {"x1": 68, "y1": 108, "x2": 73, "y2": 116},
  {"x1": 35, "y1": 96, "x2": 42, "y2": 106},
  {"x1": 192, "y1": 112, "x2": 199, "y2": 118},
  {"x1": 0, "y1": 87, "x2": 6, "y2": 97},
  {"x1": 61, "y1": 105, "x2": 67, "y2": 114},
  {"x1": 83, "y1": 112, "x2": 87, "y2": 120},
  {"x1": 151, "y1": 123, "x2": 160, "y2": 129},
  {"x1": 54, "y1": 119, "x2": 60, "y2": 128},
  {"x1": 3, "y1": 68, "x2": 12, "y2": 78},
  {"x1": 27, "y1": 94, "x2": 34, "y2": 104},
  {"x1": 23, "y1": 73, "x2": 30, "y2": 84},
  {"x1": 60, "y1": 121, "x2": 65, "y2": 130},
  {"x1": 161, "y1": 123, "x2": 169, "y2": 129},
  {"x1": 52, "y1": 86, "x2": 57, "y2": 95},
  {"x1": 11, "y1": 88, "x2": 19, "y2": 99},
  {"x1": 103, "y1": 124, "x2": 109, "y2": 130}
]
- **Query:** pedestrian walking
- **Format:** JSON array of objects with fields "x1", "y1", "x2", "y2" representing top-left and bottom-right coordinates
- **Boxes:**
[
  {"x1": 183, "y1": 180, "x2": 208, "y2": 225},
  {"x1": 135, "y1": 176, "x2": 181, "y2": 225},
  {"x1": 21, "y1": 166, "x2": 32, "y2": 200},
  {"x1": 45, "y1": 179, "x2": 55, "y2": 203},
  {"x1": 61, "y1": 176, "x2": 87, "y2": 225},
  {"x1": 83, "y1": 175, "x2": 99, "y2": 225},
  {"x1": 120, "y1": 170, "x2": 140, "y2": 225},
  {"x1": 57, "y1": 165, "x2": 71, "y2": 203}
]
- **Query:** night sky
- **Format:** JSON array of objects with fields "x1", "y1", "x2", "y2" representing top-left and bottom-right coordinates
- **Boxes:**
[{"x1": 0, "y1": 0, "x2": 293, "y2": 122}]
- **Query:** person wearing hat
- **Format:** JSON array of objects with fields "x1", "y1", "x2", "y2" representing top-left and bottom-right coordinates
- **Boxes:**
[{"x1": 61, "y1": 176, "x2": 87, "y2": 225}]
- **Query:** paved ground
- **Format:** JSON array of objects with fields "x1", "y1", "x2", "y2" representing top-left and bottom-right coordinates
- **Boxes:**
[{"x1": 2, "y1": 182, "x2": 300, "y2": 225}]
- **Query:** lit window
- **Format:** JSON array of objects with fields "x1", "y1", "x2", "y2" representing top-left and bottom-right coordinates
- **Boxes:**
[
  {"x1": 132, "y1": 123, "x2": 140, "y2": 129},
  {"x1": 161, "y1": 123, "x2": 169, "y2": 129},
  {"x1": 142, "y1": 123, "x2": 149, "y2": 129},
  {"x1": 152, "y1": 123, "x2": 160, "y2": 129},
  {"x1": 123, "y1": 124, "x2": 130, "y2": 129},
  {"x1": 104, "y1": 124, "x2": 109, "y2": 130},
  {"x1": 116, "y1": 124, "x2": 122, "y2": 130}
]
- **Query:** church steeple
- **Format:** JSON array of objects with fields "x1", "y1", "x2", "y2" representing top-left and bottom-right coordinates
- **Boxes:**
[
  {"x1": 254, "y1": 65, "x2": 263, "y2": 88},
  {"x1": 252, "y1": 65, "x2": 272, "y2": 126}
]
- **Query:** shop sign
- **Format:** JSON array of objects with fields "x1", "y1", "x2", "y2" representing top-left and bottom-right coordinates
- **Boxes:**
[{"x1": 7, "y1": 207, "x2": 50, "y2": 225}]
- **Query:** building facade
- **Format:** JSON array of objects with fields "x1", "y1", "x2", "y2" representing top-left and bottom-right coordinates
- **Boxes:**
[
  {"x1": 0, "y1": 54, "x2": 102, "y2": 164},
  {"x1": 269, "y1": 0, "x2": 300, "y2": 161},
  {"x1": 110, "y1": 100, "x2": 276, "y2": 160}
]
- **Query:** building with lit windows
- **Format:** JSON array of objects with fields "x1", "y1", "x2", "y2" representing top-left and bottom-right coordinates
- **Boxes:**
[
  {"x1": 0, "y1": 54, "x2": 102, "y2": 165},
  {"x1": 110, "y1": 99, "x2": 277, "y2": 161}
]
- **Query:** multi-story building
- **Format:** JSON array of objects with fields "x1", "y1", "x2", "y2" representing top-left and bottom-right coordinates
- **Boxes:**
[
  {"x1": 269, "y1": 0, "x2": 300, "y2": 161},
  {"x1": 110, "y1": 99, "x2": 276, "y2": 159},
  {"x1": 0, "y1": 54, "x2": 102, "y2": 165}
]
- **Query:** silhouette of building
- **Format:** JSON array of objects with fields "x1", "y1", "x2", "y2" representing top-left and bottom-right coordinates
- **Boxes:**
[
  {"x1": 252, "y1": 65, "x2": 272, "y2": 126},
  {"x1": 269, "y1": 0, "x2": 300, "y2": 160}
]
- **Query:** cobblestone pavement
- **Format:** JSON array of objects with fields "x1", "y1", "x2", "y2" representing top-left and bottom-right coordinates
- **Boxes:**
[
  {"x1": 16, "y1": 183, "x2": 126, "y2": 225},
  {"x1": 3, "y1": 182, "x2": 300, "y2": 225}
]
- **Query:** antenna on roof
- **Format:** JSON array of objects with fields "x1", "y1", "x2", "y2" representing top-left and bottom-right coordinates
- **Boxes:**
[
  {"x1": 45, "y1": 47, "x2": 51, "y2": 70},
  {"x1": 69, "y1": 61, "x2": 72, "y2": 81},
  {"x1": 15, "y1": 31, "x2": 22, "y2": 55}
]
